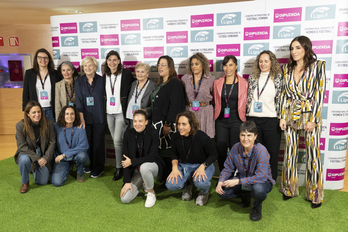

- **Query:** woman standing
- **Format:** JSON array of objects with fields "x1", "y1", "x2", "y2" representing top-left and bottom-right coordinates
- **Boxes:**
[
  {"x1": 55, "y1": 61, "x2": 79, "y2": 119},
  {"x1": 22, "y1": 48, "x2": 60, "y2": 122},
  {"x1": 15, "y1": 101, "x2": 55, "y2": 193},
  {"x1": 246, "y1": 50, "x2": 282, "y2": 181},
  {"x1": 103, "y1": 50, "x2": 134, "y2": 181},
  {"x1": 279, "y1": 36, "x2": 326, "y2": 208},
  {"x1": 213, "y1": 55, "x2": 248, "y2": 171},
  {"x1": 181, "y1": 53, "x2": 215, "y2": 138},
  {"x1": 75, "y1": 56, "x2": 106, "y2": 178},
  {"x1": 126, "y1": 62, "x2": 156, "y2": 127}
]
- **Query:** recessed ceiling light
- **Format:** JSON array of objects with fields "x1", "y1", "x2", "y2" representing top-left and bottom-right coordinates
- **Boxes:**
[{"x1": 68, "y1": 10, "x2": 83, "y2": 13}]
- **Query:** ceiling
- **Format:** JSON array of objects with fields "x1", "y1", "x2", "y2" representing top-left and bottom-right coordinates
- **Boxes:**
[{"x1": 1, "y1": 0, "x2": 251, "y2": 25}]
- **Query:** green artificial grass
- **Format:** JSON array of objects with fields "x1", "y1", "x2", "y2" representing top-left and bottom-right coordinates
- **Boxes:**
[{"x1": 1, "y1": 157, "x2": 347, "y2": 232}]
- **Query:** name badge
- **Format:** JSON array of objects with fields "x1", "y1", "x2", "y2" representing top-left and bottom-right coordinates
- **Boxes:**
[
  {"x1": 36, "y1": 147, "x2": 42, "y2": 157},
  {"x1": 183, "y1": 164, "x2": 189, "y2": 177},
  {"x1": 254, "y1": 102, "x2": 262, "y2": 113},
  {"x1": 40, "y1": 91, "x2": 48, "y2": 100},
  {"x1": 192, "y1": 101, "x2": 199, "y2": 111},
  {"x1": 132, "y1": 105, "x2": 139, "y2": 114},
  {"x1": 224, "y1": 108, "x2": 230, "y2": 118},
  {"x1": 68, "y1": 102, "x2": 74, "y2": 106},
  {"x1": 86, "y1": 97, "x2": 94, "y2": 106},
  {"x1": 110, "y1": 97, "x2": 115, "y2": 106}
]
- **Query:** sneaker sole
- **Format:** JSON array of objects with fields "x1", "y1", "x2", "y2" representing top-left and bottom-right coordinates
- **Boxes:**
[{"x1": 90, "y1": 171, "x2": 104, "y2": 178}]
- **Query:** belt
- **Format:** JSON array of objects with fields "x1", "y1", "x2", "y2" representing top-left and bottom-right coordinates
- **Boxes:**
[{"x1": 189, "y1": 101, "x2": 210, "y2": 107}]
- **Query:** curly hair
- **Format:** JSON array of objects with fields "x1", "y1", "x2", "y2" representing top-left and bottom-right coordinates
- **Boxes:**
[
  {"x1": 188, "y1": 52, "x2": 210, "y2": 76},
  {"x1": 287, "y1": 35, "x2": 317, "y2": 73},
  {"x1": 175, "y1": 111, "x2": 200, "y2": 135},
  {"x1": 57, "y1": 105, "x2": 81, "y2": 127},
  {"x1": 252, "y1": 50, "x2": 281, "y2": 80}
]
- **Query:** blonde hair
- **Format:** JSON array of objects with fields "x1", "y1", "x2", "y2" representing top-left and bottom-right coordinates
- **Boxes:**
[
  {"x1": 135, "y1": 62, "x2": 151, "y2": 74},
  {"x1": 82, "y1": 56, "x2": 98, "y2": 70}
]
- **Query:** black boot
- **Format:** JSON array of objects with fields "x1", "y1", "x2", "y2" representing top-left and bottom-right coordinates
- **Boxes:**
[
  {"x1": 113, "y1": 168, "x2": 123, "y2": 181},
  {"x1": 250, "y1": 205, "x2": 262, "y2": 221},
  {"x1": 240, "y1": 192, "x2": 251, "y2": 208}
]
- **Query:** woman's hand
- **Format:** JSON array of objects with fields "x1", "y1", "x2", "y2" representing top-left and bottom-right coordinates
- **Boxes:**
[
  {"x1": 216, "y1": 181, "x2": 225, "y2": 195},
  {"x1": 37, "y1": 158, "x2": 47, "y2": 168},
  {"x1": 79, "y1": 121, "x2": 85, "y2": 129},
  {"x1": 162, "y1": 124, "x2": 171, "y2": 137},
  {"x1": 223, "y1": 179, "x2": 239, "y2": 188},
  {"x1": 192, "y1": 164, "x2": 208, "y2": 182},
  {"x1": 167, "y1": 168, "x2": 182, "y2": 184},
  {"x1": 55, "y1": 154, "x2": 65, "y2": 163},
  {"x1": 122, "y1": 155, "x2": 132, "y2": 168},
  {"x1": 279, "y1": 119, "x2": 287, "y2": 131},
  {"x1": 305, "y1": 122, "x2": 316, "y2": 133},
  {"x1": 120, "y1": 183, "x2": 133, "y2": 198}
]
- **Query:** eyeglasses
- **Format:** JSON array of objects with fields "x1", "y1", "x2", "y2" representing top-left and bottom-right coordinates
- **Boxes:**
[
  {"x1": 157, "y1": 64, "x2": 167, "y2": 67},
  {"x1": 37, "y1": 56, "x2": 49, "y2": 60}
]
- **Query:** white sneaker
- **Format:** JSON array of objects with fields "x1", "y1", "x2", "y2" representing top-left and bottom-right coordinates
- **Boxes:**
[
  {"x1": 145, "y1": 192, "x2": 156, "y2": 208},
  {"x1": 196, "y1": 191, "x2": 209, "y2": 206},
  {"x1": 182, "y1": 182, "x2": 193, "y2": 201}
]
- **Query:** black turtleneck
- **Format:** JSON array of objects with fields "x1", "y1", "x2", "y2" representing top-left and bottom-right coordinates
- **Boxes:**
[
  {"x1": 31, "y1": 121, "x2": 41, "y2": 143},
  {"x1": 135, "y1": 128, "x2": 146, "y2": 158}
]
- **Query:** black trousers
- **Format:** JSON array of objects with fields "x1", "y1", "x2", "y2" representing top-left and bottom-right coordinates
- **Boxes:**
[
  {"x1": 85, "y1": 123, "x2": 106, "y2": 173},
  {"x1": 247, "y1": 116, "x2": 281, "y2": 181},
  {"x1": 215, "y1": 117, "x2": 242, "y2": 172}
]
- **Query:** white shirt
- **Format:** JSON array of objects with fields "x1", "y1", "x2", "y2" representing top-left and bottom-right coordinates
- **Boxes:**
[
  {"x1": 36, "y1": 74, "x2": 51, "y2": 107},
  {"x1": 126, "y1": 81, "x2": 149, "y2": 120},
  {"x1": 106, "y1": 73, "x2": 122, "y2": 114}
]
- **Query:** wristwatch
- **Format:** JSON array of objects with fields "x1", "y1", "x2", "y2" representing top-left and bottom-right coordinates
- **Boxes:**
[{"x1": 203, "y1": 162, "x2": 209, "y2": 169}]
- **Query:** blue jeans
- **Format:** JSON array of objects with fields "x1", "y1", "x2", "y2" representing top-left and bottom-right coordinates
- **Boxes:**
[
  {"x1": 166, "y1": 163, "x2": 215, "y2": 194},
  {"x1": 52, "y1": 152, "x2": 88, "y2": 187},
  {"x1": 218, "y1": 181, "x2": 273, "y2": 207},
  {"x1": 18, "y1": 154, "x2": 49, "y2": 185},
  {"x1": 43, "y1": 107, "x2": 54, "y2": 122}
]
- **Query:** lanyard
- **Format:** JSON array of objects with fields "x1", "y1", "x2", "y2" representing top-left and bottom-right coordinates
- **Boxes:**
[
  {"x1": 109, "y1": 75, "x2": 118, "y2": 96},
  {"x1": 193, "y1": 75, "x2": 203, "y2": 99},
  {"x1": 65, "y1": 81, "x2": 74, "y2": 102},
  {"x1": 257, "y1": 73, "x2": 271, "y2": 101},
  {"x1": 135, "y1": 130, "x2": 146, "y2": 158},
  {"x1": 181, "y1": 135, "x2": 194, "y2": 163},
  {"x1": 85, "y1": 77, "x2": 96, "y2": 97},
  {"x1": 135, "y1": 79, "x2": 149, "y2": 104},
  {"x1": 223, "y1": 76, "x2": 237, "y2": 104},
  {"x1": 36, "y1": 137, "x2": 40, "y2": 147},
  {"x1": 242, "y1": 152, "x2": 252, "y2": 176},
  {"x1": 64, "y1": 127, "x2": 74, "y2": 149},
  {"x1": 38, "y1": 72, "x2": 49, "y2": 90}
]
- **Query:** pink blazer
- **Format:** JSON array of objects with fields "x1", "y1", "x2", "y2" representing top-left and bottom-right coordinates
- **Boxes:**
[{"x1": 213, "y1": 74, "x2": 248, "y2": 121}]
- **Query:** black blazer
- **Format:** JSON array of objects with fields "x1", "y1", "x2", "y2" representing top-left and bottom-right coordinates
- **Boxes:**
[
  {"x1": 22, "y1": 68, "x2": 61, "y2": 118},
  {"x1": 122, "y1": 125, "x2": 164, "y2": 183},
  {"x1": 104, "y1": 69, "x2": 134, "y2": 119}
]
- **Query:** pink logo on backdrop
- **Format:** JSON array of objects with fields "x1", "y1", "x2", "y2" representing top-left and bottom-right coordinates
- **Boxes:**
[
  {"x1": 123, "y1": 61, "x2": 140, "y2": 72},
  {"x1": 144, "y1": 47, "x2": 164, "y2": 59},
  {"x1": 178, "y1": 74, "x2": 183, "y2": 79},
  {"x1": 299, "y1": 136, "x2": 306, "y2": 149},
  {"x1": 244, "y1": 27, "x2": 270, "y2": 40},
  {"x1": 216, "y1": 44, "x2": 240, "y2": 57},
  {"x1": 312, "y1": 40, "x2": 333, "y2": 54},
  {"x1": 320, "y1": 138, "x2": 325, "y2": 151},
  {"x1": 324, "y1": 91, "x2": 329, "y2": 104},
  {"x1": 60, "y1": 23, "x2": 78, "y2": 34},
  {"x1": 100, "y1": 34, "x2": 119, "y2": 46},
  {"x1": 278, "y1": 150, "x2": 284, "y2": 162},
  {"x1": 52, "y1": 37, "x2": 59, "y2": 47},
  {"x1": 278, "y1": 58, "x2": 289, "y2": 67},
  {"x1": 166, "y1": 31, "x2": 188, "y2": 44},
  {"x1": 81, "y1": 48, "x2": 99, "y2": 59},
  {"x1": 209, "y1": 60, "x2": 213, "y2": 72},
  {"x1": 121, "y1": 19, "x2": 140, "y2": 31},
  {"x1": 330, "y1": 122, "x2": 348, "y2": 136},
  {"x1": 106, "y1": 148, "x2": 115, "y2": 159},
  {"x1": 71, "y1": 62, "x2": 81, "y2": 72},
  {"x1": 338, "y1": 22, "x2": 348, "y2": 36},
  {"x1": 243, "y1": 74, "x2": 250, "y2": 80},
  {"x1": 334, "y1": 74, "x2": 348, "y2": 88},
  {"x1": 274, "y1": 7, "x2": 302, "y2": 23},
  {"x1": 191, "y1": 14, "x2": 214, "y2": 28},
  {"x1": 326, "y1": 168, "x2": 345, "y2": 181}
]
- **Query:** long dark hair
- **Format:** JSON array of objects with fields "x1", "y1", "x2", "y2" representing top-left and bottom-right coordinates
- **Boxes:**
[
  {"x1": 57, "y1": 105, "x2": 81, "y2": 127},
  {"x1": 22, "y1": 101, "x2": 47, "y2": 140},
  {"x1": 157, "y1": 55, "x2": 178, "y2": 85},
  {"x1": 175, "y1": 111, "x2": 200, "y2": 136},
  {"x1": 33, "y1": 48, "x2": 55, "y2": 75},
  {"x1": 104, "y1": 50, "x2": 123, "y2": 76},
  {"x1": 222, "y1": 55, "x2": 238, "y2": 74},
  {"x1": 287, "y1": 35, "x2": 317, "y2": 73}
]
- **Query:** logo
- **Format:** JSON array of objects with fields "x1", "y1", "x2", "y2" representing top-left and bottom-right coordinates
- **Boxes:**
[
  {"x1": 100, "y1": 48, "x2": 120, "y2": 59},
  {"x1": 61, "y1": 36, "x2": 78, "y2": 47},
  {"x1": 144, "y1": 47, "x2": 164, "y2": 59},
  {"x1": 144, "y1": 61, "x2": 158, "y2": 72},
  {"x1": 332, "y1": 91, "x2": 348, "y2": 104},
  {"x1": 216, "y1": 12, "x2": 241, "y2": 26},
  {"x1": 81, "y1": 48, "x2": 99, "y2": 59},
  {"x1": 336, "y1": 40, "x2": 348, "y2": 54},
  {"x1": 52, "y1": 37, "x2": 60, "y2": 47},
  {"x1": 121, "y1": 19, "x2": 141, "y2": 31},
  {"x1": 123, "y1": 61, "x2": 139, "y2": 72},
  {"x1": 299, "y1": 136, "x2": 306, "y2": 149},
  {"x1": 79, "y1": 22, "x2": 98, "y2": 33},
  {"x1": 53, "y1": 49, "x2": 60, "y2": 60},
  {"x1": 121, "y1": 34, "x2": 141, "y2": 45},
  {"x1": 329, "y1": 138, "x2": 347, "y2": 151},
  {"x1": 244, "y1": 27, "x2": 270, "y2": 40},
  {"x1": 273, "y1": 25, "x2": 301, "y2": 39},
  {"x1": 320, "y1": 138, "x2": 325, "y2": 151},
  {"x1": 330, "y1": 122, "x2": 348, "y2": 136},
  {"x1": 143, "y1": 18, "x2": 163, "y2": 30},
  {"x1": 334, "y1": 74, "x2": 348, "y2": 88},
  {"x1": 326, "y1": 168, "x2": 345, "y2": 181},
  {"x1": 60, "y1": 23, "x2": 78, "y2": 34},
  {"x1": 209, "y1": 60, "x2": 213, "y2": 72},
  {"x1": 191, "y1": 30, "x2": 214, "y2": 43},
  {"x1": 305, "y1": 5, "x2": 336, "y2": 21},
  {"x1": 338, "y1": 22, "x2": 348, "y2": 36},
  {"x1": 8, "y1": 37, "x2": 19, "y2": 47},
  {"x1": 312, "y1": 40, "x2": 333, "y2": 54},
  {"x1": 0, "y1": 37, "x2": 3, "y2": 46},
  {"x1": 166, "y1": 31, "x2": 188, "y2": 44},
  {"x1": 167, "y1": 46, "x2": 188, "y2": 58},
  {"x1": 278, "y1": 58, "x2": 289, "y2": 67},
  {"x1": 191, "y1": 14, "x2": 214, "y2": 28},
  {"x1": 71, "y1": 61, "x2": 81, "y2": 72},
  {"x1": 100, "y1": 34, "x2": 119, "y2": 46},
  {"x1": 322, "y1": 106, "x2": 328, "y2": 120},
  {"x1": 216, "y1": 44, "x2": 240, "y2": 57},
  {"x1": 274, "y1": 7, "x2": 302, "y2": 23},
  {"x1": 324, "y1": 91, "x2": 329, "y2": 104},
  {"x1": 243, "y1": 43, "x2": 269, "y2": 56}
]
